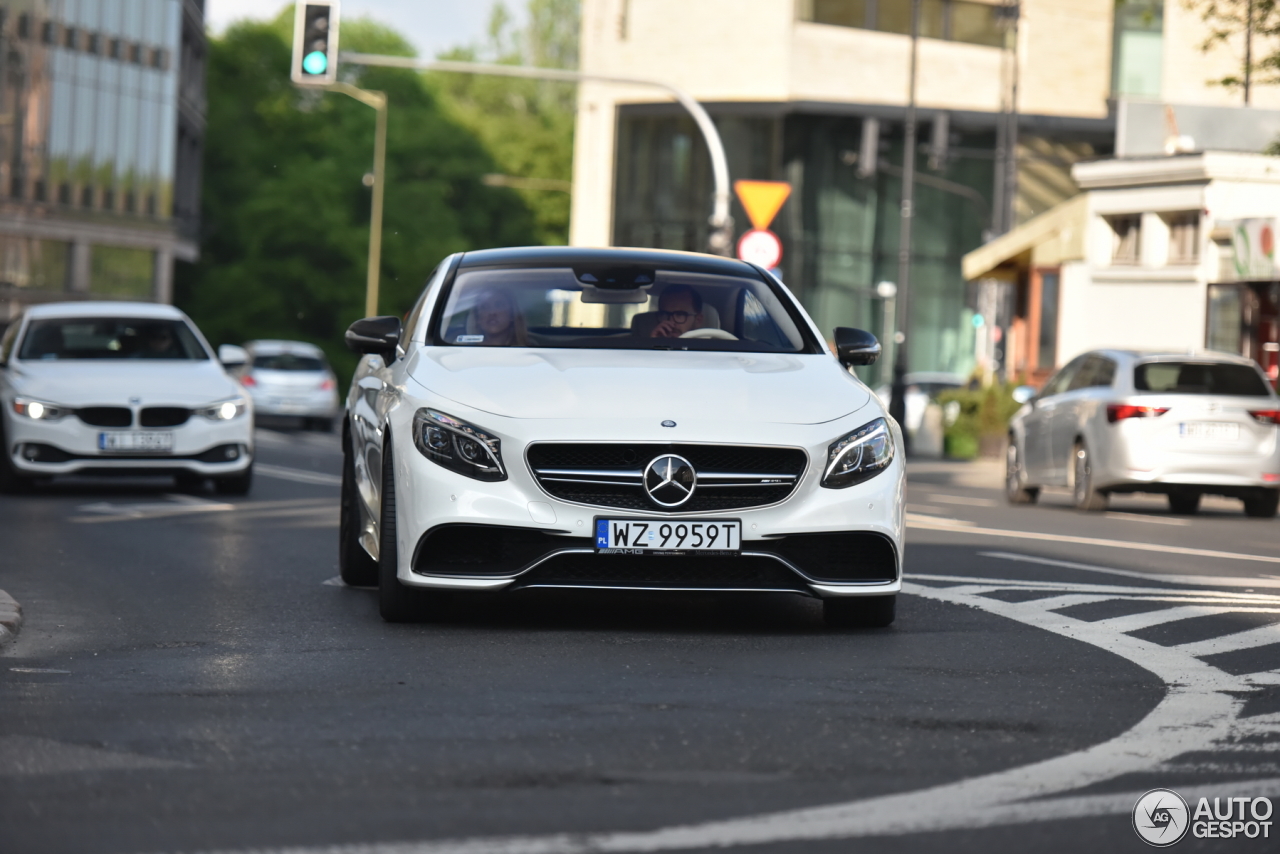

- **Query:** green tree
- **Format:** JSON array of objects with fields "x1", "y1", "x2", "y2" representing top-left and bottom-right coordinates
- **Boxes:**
[
  {"x1": 1183, "y1": 0, "x2": 1280, "y2": 101},
  {"x1": 174, "y1": 13, "x2": 537, "y2": 380},
  {"x1": 431, "y1": 0, "x2": 581, "y2": 245}
]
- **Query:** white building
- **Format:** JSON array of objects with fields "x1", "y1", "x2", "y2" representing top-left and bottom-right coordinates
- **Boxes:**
[{"x1": 962, "y1": 152, "x2": 1280, "y2": 386}]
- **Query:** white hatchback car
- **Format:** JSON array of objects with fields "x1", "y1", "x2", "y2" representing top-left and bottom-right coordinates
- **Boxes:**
[
  {"x1": 1006, "y1": 349, "x2": 1280, "y2": 516},
  {"x1": 0, "y1": 302, "x2": 253, "y2": 493},
  {"x1": 340, "y1": 247, "x2": 905, "y2": 627},
  {"x1": 233, "y1": 340, "x2": 339, "y2": 431}
]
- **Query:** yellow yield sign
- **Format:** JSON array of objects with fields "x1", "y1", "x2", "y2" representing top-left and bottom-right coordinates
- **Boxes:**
[{"x1": 734, "y1": 180, "x2": 791, "y2": 230}]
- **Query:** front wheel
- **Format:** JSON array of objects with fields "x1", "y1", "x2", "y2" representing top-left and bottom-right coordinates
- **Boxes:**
[
  {"x1": 339, "y1": 427, "x2": 378, "y2": 587},
  {"x1": 378, "y1": 441, "x2": 451, "y2": 622},
  {"x1": 1005, "y1": 440, "x2": 1039, "y2": 505},
  {"x1": 1243, "y1": 489, "x2": 1280, "y2": 519},
  {"x1": 1072, "y1": 442, "x2": 1107, "y2": 512},
  {"x1": 824, "y1": 595, "x2": 896, "y2": 629},
  {"x1": 214, "y1": 464, "x2": 253, "y2": 496}
]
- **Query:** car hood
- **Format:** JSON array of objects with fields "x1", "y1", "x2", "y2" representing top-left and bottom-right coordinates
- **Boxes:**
[
  {"x1": 8, "y1": 360, "x2": 242, "y2": 407},
  {"x1": 409, "y1": 348, "x2": 870, "y2": 424}
]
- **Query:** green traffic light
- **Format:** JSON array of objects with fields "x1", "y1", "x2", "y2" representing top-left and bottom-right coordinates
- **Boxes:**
[{"x1": 302, "y1": 51, "x2": 328, "y2": 75}]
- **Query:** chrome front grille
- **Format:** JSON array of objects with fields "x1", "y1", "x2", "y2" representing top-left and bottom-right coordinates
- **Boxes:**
[{"x1": 527, "y1": 443, "x2": 807, "y2": 513}]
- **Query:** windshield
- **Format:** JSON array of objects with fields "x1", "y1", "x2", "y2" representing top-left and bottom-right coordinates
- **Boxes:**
[
  {"x1": 433, "y1": 267, "x2": 814, "y2": 353},
  {"x1": 1134, "y1": 361, "x2": 1271, "y2": 396},
  {"x1": 253, "y1": 354, "x2": 326, "y2": 371},
  {"x1": 17, "y1": 317, "x2": 209, "y2": 361}
]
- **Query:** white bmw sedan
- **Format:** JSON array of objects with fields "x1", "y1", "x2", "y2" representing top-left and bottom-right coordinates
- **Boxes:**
[
  {"x1": 0, "y1": 302, "x2": 253, "y2": 493},
  {"x1": 340, "y1": 247, "x2": 904, "y2": 627}
]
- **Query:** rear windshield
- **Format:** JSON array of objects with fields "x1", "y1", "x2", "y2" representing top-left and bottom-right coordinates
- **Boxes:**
[
  {"x1": 1134, "y1": 362, "x2": 1271, "y2": 397},
  {"x1": 434, "y1": 267, "x2": 816, "y2": 353},
  {"x1": 18, "y1": 318, "x2": 208, "y2": 361},
  {"x1": 253, "y1": 354, "x2": 326, "y2": 371}
]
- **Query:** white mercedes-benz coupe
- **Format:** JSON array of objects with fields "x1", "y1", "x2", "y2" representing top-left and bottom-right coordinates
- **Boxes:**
[
  {"x1": 0, "y1": 301, "x2": 253, "y2": 493},
  {"x1": 340, "y1": 248, "x2": 904, "y2": 627}
]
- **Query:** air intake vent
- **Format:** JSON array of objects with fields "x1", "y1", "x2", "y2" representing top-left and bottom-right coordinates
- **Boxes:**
[
  {"x1": 76, "y1": 407, "x2": 132, "y2": 427},
  {"x1": 140, "y1": 407, "x2": 190, "y2": 427}
]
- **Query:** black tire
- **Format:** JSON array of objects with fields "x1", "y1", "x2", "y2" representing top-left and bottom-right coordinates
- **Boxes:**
[
  {"x1": 377, "y1": 441, "x2": 450, "y2": 622},
  {"x1": 1004, "y1": 439, "x2": 1039, "y2": 505},
  {"x1": 174, "y1": 472, "x2": 205, "y2": 493},
  {"x1": 1072, "y1": 442, "x2": 1107, "y2": 512},
  {"x1": 213, "y1": 463, "x2": 253, "y2": 496},
  {"x1": 824, "y1": 595, "x2": 896, "y2": 629},
  {"x1": 1167, "y1": 492, "x2": 1201, "y2": 515},
  {"x1": 339, "y1": 425, "x2": 378, "y2": 587},
  {"x1": 0, "y1": 420, "x2": 34, "y2": 495},
  {"x1": 1243, "y1": 489, "x2": 1280, "y2": 519},
  {"x1": 314, "y1": 418, "x2": 335, "y2": 433}
]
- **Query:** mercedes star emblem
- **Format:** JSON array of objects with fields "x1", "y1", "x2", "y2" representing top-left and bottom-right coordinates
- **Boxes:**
[{"x1": 644, "y1": 454, "x2": 697, "y2": 507}]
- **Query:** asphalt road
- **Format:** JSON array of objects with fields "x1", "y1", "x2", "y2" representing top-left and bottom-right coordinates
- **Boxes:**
[{"x1": 2, "y1": 433, "x2": 1278, "y2": 853}]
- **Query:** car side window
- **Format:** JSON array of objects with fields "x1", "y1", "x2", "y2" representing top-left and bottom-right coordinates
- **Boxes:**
[
  {"x1": 1041, "y1": 356, "x2": 1085, "y2": 398},
  {"x1": 1090, "y1": 357, "x2": 1117, "y2": 387},
  {"x1": 1068, "y1": 356, "x2": 1106, "y2": 391},
  {"x1": 401, "y1": 264, "x2": 446, "y2": 346}
]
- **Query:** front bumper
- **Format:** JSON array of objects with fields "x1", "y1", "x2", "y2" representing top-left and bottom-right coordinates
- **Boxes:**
[
  {"x1": 249, "y1": 387, "x2": 338, "y2": 419},
  {"x1": 383, "y1": 409, "x2": 906, "y2": 599},
  {"x1": 5, "y1": 410, "x2": 254, "y2": 477}
]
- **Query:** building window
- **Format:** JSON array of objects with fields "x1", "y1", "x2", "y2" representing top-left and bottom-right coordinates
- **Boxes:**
[
  {"x1": 18, "y1": 13, "x2": 31, "y2": 40},
  {"x1": 0, "y1": 237, "x2": 71, "y2": 292},
  {"x1": 1109, "y1": 215, "x2": 1141, "y2": 265},
  {"x1": 1037, "y1": 269, "x2": 1060, "y2": 368},
  {"x1": 1207, "y1": 284, "x2": 1242, "y2": 354},
  {"x1": 108, "y1": 38, "x2": 123, "y2": 60},
  {"x1": 63, "y1": 26, "x2": 78, "y2": 50},
  {"x1": 80, "y1": 186, "x2": 94, "y2": 209},
  {"x1": 91, "y1": 247, "x2": 155, "y2": 298},
  {"x1": 800, "y1": 0, "x2": 1004, "y2": 48},
  {"x1": 1165, "y1": 211, "x2": 1200, "y2": 264},
  {"x1": 1113, "y1": 0, "x2": 1164, "y2": 98},
  {"x1": 40, "y1": 20, "x2": 56, "y2": 44}
]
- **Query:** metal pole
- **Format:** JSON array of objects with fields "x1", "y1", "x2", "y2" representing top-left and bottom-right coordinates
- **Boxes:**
[
  {"x1": 339, "y1": 53, "x2": 734, "y2": 253},
  {"x1": 323, "y1": 82, "x2": 387, "y2": 317},
  {"x1": 888, "y1": 0, "x2": 921, "y2": 446},
  {"x1": 1245, "y1": 0, "x2": 1254, "y2": 105}
]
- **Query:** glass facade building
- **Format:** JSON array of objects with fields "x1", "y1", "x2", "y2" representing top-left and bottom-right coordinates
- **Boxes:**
[
  {"x1": 0, "y1": 0, "x2": 205, "y2": 320},
  {"x1": 612, "y1": 106, "x2": 1109, "y2": 379}
]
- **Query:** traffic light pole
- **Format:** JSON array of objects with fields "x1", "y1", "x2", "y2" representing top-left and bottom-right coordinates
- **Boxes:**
[
  {"x1": 322, "y1": 82, "x2": 387, "y2": 318},
  {"x1": 339, "y1": 52, "x2": 735, "y2": 255}
]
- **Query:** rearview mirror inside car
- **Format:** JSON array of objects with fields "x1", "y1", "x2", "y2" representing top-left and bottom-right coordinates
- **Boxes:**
[
  {"x1": 833, "y1": 327, "x2": 881, "y2": 367},
  {"x1": 218, "y1": 344, "x2": 248, "y2": 368},
  {"x1": 345, "y1": 316, "x2": 402, "y2": 359}
]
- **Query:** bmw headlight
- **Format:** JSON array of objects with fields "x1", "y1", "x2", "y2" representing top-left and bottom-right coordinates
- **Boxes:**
[
  {"x1": 11, "y1": 398, "x2": 69, "y2": 421},
  {"x1": 413, "y1": 408, "x2": 505, "y2": 482},
  {"x1": 822, "y1": 417, "x2": 894, "y2": 488},
  {"x1": 198, "y1": 398, "x2": 247, "y2": 421}
]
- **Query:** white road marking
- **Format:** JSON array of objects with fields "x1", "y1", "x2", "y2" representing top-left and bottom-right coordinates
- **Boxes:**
[
  {"x1": 927, "y1": 493, "x2": 998, "y2": 507},
  {"x1": 255, "y1": 463, "x2": 342, "y2": 486},
  {"x1": 904, "y1": 503, "x2": 944, "y2": 514},
  {"x1": 74, "y1": 495, "x2": 235, "y2": 523},
  {"x1": 910, "y1": 517, "x2": 1280, "y2": 563},
  {"x1": 1176, "y1": 622, "x2": 1280, "y2": 656},
  {"x1": 163, "y1": 573, "x2": 1280, "y2": 854},
  {"x1": 903, "y1": 512, "x2": 973, "y2": 528},
  {"x1": 980, "y1": 550, "x2": 1280, "y2": 590},
  {"x1": 1093, "y1": 605, "x2": 1249, "y2": 633},
  {"x1": 1103, "y1": 512, "x2": 1190, "y2": 526}
]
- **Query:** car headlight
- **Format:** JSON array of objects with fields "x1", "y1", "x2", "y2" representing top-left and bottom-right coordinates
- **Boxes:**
[
  {"x1": 11, "y1": 398, "x2": 69, "y2": 421},
  {"x1": 822, "y1": 417, "x2": 894, "y2": 488},
  {"x1": 413, "y1": 408, "x2": 505, "y2": 482},
  {"x1": 198, "y1": 398, "x2": 247, "y2": 421}
]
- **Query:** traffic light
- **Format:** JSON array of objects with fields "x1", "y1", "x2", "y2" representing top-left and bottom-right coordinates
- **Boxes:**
[{"x1": 291, "y1": 2, "x2": 339, "y2": 85}]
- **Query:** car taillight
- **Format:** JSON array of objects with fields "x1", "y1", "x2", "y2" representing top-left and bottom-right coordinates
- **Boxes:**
[
  {"x1": 319, "y1": 377, "x2": 335, "y2": 391},
  {"x1": 1249, "y1": 409, "x2": 1280, "y2": 424},
  {"x1": 1106, "y1": 404, "x2": 1170, "y2": 423},
  {"x1": 240, "y1": 374, "x2": 256, "y2": 387}
]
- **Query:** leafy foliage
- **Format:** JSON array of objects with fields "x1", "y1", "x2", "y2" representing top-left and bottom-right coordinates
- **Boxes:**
[
  {"x1": 937, "y1": 383, "x2": 1024, "y2": 460},
  {"x1": 1183, "y1": 0, "x2": 1280, "y2": 93},
  {"x1": 174, "y1": 13, "x2": 538, "y2": 380},
  {"x1": 430, "y1": 0, "x2": 580, "y2": 246}
]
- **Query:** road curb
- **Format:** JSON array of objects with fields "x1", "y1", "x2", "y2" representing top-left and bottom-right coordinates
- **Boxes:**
[{"x1": 0, "y1": 589, "x2": 22, "y2": 648}]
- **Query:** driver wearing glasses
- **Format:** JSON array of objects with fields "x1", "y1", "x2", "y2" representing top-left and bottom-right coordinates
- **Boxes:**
[{"x1": 649, "y1": 284, "x2": 705, "y2": 338}]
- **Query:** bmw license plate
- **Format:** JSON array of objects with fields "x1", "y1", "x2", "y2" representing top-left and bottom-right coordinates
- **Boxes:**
[
  {"x1": 1178, "y1": 422, "x2": 1239, "y2": 441},
  {"x1": 595, "y1": 518, "x2": 741, "y2": 554},
  {"x1": 99, "y1": 431, "x2": 174, "y2": 453}
]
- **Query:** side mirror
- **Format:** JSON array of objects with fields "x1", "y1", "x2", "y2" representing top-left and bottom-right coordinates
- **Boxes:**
[
  {"x1": 218, "y1": 344, "x2": 248, "y2": 368},
  {"x1": 346, "y1": 316, "x2": 401, "y2": 359},
  {"x1": 833, "y1": 327, "x2": 881, "y2": 367},
  {"x1": 1011, "y1": 385, "x2": 1037, "y2": 404}
]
